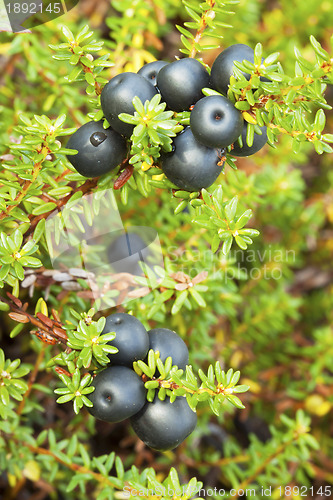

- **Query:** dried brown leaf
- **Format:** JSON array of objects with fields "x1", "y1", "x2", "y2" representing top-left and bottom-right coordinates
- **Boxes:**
[
  {"x1": 6, "y1": 292, "x2": 22, "y2": 308},
  {"x1": 36, "y1": 312, "x2": 54, "y2": 328},
  {"x1": 127, "y1": 287, "x2": 151, "y2": 298},
  {"x1": 8, "y1": 312, "x2": 29, "y2": 324},
  {"x1": 192, "y1": 271, "x2": 209, "y2": 284},
  {"x1": 171, "y1": 272, "x2": 189, "y2": 283},
  {"x1": 174, "y1": 283, "x2": 189, "y2": 291},
  {"x1": 53, "y1": 327, "x2": 68, "y2": 342}
]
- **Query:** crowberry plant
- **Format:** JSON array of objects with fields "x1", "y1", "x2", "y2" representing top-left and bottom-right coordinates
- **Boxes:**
[{"x1": 0, "y1": 0, "x2": 332, "y2": 498}]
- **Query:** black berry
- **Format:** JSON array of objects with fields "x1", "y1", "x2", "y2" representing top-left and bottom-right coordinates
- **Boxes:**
[
  {"x1": 231, "y1": 123, "x2": 268, "y2": 157},
  {"x1": 103, "y1": 312, "x2": 149, "y2": 367},
  {"x1": 156, "y1": 58, "x2": 210, "y2": 112},
  {"x1": 130, "y1": 395, "x2": 197, "y2": 451},
  {"x1": 66, "y1": 121, "x2": 127, "y2": 178},
  {"x1": 100, "y1": 72, "x2": 157, "y2": 137},
  {"x1": 160, "y1": 127, "x2": 224, "y2": 191},
  {"x1": 190, "y1": 95, "x2": 244, "y2": 148},
  {"x1": 210, "y1": 43, "x2": 269, "y2": 95},
  {"x1": 138, "y1": 60, "x2": 168, "y2": 87},
  {"x1": 148, "y1": 328, "x2": 189, "y2": 371},
  {"x1": 88, "y1": 365, "x2": 147, "y2": 423}
]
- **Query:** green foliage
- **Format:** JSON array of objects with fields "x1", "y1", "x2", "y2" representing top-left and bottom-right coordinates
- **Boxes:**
[
  {"x1": 0, "y1": 230, "x2": 42, "y2": 287},
  {"x1": 47, "y1": 313, "x2": 118, "y2": 413},
  {"x1": 120, "y1": 94, "x2": 183, "y2": 164},
  {"x1": 134, "y1": 351, "x2": 249, "y2": 411},
  {"x1": 50, "y1": 25, "x2": 113, "y2": 98},
  {"x1": 227, "y1": 37, "x2": 333, "y2": 155},
  {"x1": 0, "y1": 348, "x2": 29, "y2": 419},
  {"x1": 54, "y1": 369, "x2": 95, "y2": 414},
  {"x1": 204, "y1": 410, "x2": 319, "y2": 497},
  {"x1": 177, "y1": 0, "x2": 239, "y2": 56},
  {"x1": 132, "y1": 260, "x2": 210, "y2": 318},
  {"x1": 192, "y1": 187, "x2": 260, "y2": 253},
  {"x1": 65, "y1": 316, "x2": 116, "y2": 368},
  {"x1": 0, "y1": 0, "x2": 332, "y2": 498}
]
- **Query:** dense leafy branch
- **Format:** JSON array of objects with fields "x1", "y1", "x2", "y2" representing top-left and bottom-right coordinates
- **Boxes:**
[
  {"x1": 50, "y1": 25, "x2": 113, "y2": 97},
  {"x1": 134, "y1": 352, "x2": 249, "y2": 413},
  {"x1": 177, "y1": 0, "x2": 239, "y2": 57},
  {"x1": 0, "y1": 1, "x2": 332, "y2": 497},
  {"x1": 230, "y1": 411, "x2": 319, "y2": 499},
  {"x1": 227, "y1": 38, "x2": 333, "y2": 154},
  {"x1": 3, "y1": 426, "x2": 203, "y2": 500}
]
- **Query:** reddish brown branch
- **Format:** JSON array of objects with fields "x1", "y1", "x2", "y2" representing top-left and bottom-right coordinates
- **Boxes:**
[
  {"x1": 1, "y1": 293, "x2": 68, "y2": 344},
  {"x1": 25, "y1": 177, "x2": 100, "y2": 240},
  {"x1": 189, "y1": 0, "x2": 216, "y2": 59},
  {"x1": 114, "y1": 164, "x2": 134, "y2": 190},
  {"x1": 68, "y1": 42, "x2": 103, "y2": 96},
  {"x1": 25, "y1": 157, "x2": 130, "y2": 240},
  {"x1": 0, "y1": 161, "x2": 44, "y2": 221}
]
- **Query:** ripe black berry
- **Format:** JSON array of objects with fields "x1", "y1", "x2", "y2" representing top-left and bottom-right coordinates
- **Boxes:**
[
  {"x1": 156, "y1": 58, "x2": 210, "y2": 112},
  {"x1": 138, "y1": 60, "x2": 168, "y2": 87},
  {"x1": 66, "y1": 121, "x2": 127, "y2": 178},
  {"x1": 100, "y1": 72, "x2": 158, "y2": 137},
  {"x1": 103, "y1": 312, "x2": 149, "y2": 367},
  {"x1": 210, "y1": 43, "x2": 269, "y2": 95},
  {"x1": 88, "y1": 365, "x2": 147, "y2": 423},
  {"x1": 231, "y1": 123, "x2": 268, "y2": 157},
  {"x1": 190, "y1": 95, "x2": 244, "y2": 148},
  {"x1": 130, "y1": 395, "x2": 197, "y2": 451},
  {"x1": 160, "y1": 127, "x2": 224, "y2": 191},
  {"x1": 148, "y1": 328, "x2": 189, "y2": 371}
]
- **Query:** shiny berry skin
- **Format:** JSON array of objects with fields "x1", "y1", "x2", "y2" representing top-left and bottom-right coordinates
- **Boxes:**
[
  {"x1": 138, "y1": 61, "x2": 168, "y2": 87},
  {"x1": 190, "y1": 95, "x2": 244, "y2": 148},
  {"x1": 148, "y1": 328, "x2": 189, "y2": 371},
  {"x1": 103, "y1": 313, "x2": 149, "y2": 367},
  {"x1": 66, "y1": 121, "x2": 127, "y2": 178},
  {"x1": 210, "y1": 44, "x2": 270, "y2": 95},
  {"x1": 160, "y1": 127, "x2": 224, "y2": 191},
  {"x1": 88, "y1": 366, "x2": 147, "y2": 423},
  {"x1": 130, "y1": 395, "x2": 197, "y2": 451},
  {"x1": 100, "y1": 72, "x2": 157, "y2": 137},
  {"x1": 156, "y1": 58, "x2": 210, "y2": 112},
  {"x1": 231, "y1": 123, "x2": 268, "y2": 157}
]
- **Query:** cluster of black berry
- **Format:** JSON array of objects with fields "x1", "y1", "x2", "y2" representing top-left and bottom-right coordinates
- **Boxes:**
[
  {"x1": 66, "y1": 44, "x2": 268, "y2": 191},
  {"x1": 88, "y1": 312, "x2": 197, "y2": 451}
]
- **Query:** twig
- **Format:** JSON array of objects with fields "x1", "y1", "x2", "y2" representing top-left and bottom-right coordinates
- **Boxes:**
[
  {"x1": 5, "y1": 437, "x2": 144, "y2": 497},
  {"x1": 25, "y1": 177, "x2": 100, "y2": 240},
  {"x1": 0, "y1": 160, "x2": 44, "y2": 221},
  {"x1": 231, "y1": 434, "x2": 302, "y2": 499},
  {"x1": 114, "y1": 163, "x2": 134, "y2": 190},
  {"x1": 1, "y1": 293, "x2": 68, "y2": 344},
  {"x1": 69, "y1": 42, "x2": 102, "y2": 95},
  {"x1": 189, "y1": 1, "x2": 216, "y2": 59}
]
